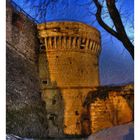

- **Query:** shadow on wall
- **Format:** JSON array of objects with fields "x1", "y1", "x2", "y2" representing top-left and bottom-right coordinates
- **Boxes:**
[{"x1": 38, "y1": 47, "x2": 65, "y2": 138}]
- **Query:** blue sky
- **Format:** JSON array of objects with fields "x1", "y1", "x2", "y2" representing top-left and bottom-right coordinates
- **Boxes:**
[{"x1": 12, "y1": 0, "x2": 134, "y2": 85}]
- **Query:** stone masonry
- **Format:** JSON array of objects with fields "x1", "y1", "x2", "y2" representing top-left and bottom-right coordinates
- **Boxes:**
[
  {"x1": 6, "y1": 2, "x2": 48, "y2": 138},
  {"x1": 84, "y1": 84, "x2": 134, "y2": 134},
  {"x1": 37, "y1": 22, "x2": 101, "y2": 135}
]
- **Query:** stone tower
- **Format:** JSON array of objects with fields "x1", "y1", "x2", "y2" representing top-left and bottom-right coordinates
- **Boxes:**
[{"x1": 37, "y1": 21, "x2": 101, "y2": 135}]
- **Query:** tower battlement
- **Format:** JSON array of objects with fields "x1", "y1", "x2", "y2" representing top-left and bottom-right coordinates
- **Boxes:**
[{"x1": 37, "y1": 22, "x2": 101, "y2": 55}]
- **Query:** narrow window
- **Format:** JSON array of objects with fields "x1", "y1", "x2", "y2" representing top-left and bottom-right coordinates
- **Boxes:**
[{"x1": 42, "y1": 80, "x2": 47, "y2": 84}]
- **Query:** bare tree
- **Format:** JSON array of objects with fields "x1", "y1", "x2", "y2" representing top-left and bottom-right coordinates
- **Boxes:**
[{"x1": 92, "y1": 0, "x2": 134, "y2": 59}]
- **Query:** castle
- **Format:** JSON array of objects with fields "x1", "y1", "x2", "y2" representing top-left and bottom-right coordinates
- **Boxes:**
[
  {"x1": 37, "y1": 22, "x2": 133, "y2": 136},
  {"x1": 6, "y1": 2, "x2": 134, "y2": 138}
]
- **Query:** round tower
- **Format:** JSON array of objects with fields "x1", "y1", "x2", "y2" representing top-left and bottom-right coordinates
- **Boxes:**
[{"x1": 37, "y1": 21, "x2": 101, "y2": 135}]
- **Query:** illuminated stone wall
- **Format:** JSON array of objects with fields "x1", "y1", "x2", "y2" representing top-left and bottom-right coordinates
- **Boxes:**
[
  {"x1": 84, "y1": 84, "x2": 134, "y2": 134},
  {"x1": 37, "y1": 22, "x2": 101, "y2": 135}
]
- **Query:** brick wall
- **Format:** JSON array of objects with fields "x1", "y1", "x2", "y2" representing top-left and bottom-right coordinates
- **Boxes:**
[
  {"x1": 6, "y1": 3, "x2": 48, "y2": 138},
  {"x1": 84, "y1": 84, "x2": 134, "y2": 134}
]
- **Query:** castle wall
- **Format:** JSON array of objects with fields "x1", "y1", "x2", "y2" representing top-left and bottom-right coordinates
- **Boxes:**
[
  {"x1": 6, "y1": 3, "x2": 48, "y2": 138},
  {"x1": 84, "y1": 84, "x2": 134, "y2": 134},
  {"x1": 37, "y1": 22, "x2": 101, "y2": 135},
  {"x1": 38, "y1": 49, "x2": 64, "y2": 137}
]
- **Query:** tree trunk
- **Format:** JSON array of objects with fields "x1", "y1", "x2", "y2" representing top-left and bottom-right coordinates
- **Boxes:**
[
  {"x1": 93, "y1": 0, "x2": 134, "y2": 59},
  {"x1": 106, "y1": 0, "x2": 134, "y2": 59}
]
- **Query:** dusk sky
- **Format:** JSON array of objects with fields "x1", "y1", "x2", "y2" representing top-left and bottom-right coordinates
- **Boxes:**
[{"x1": 12, "y1": 0, "x2": 134, "y2": 85}]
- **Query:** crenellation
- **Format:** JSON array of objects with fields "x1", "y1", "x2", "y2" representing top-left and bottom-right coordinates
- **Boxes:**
[
  {"x1": 94, "y1": 44, "x2": 98, "y2": 53},
  {"x1": 91, "y1": 42, "x2": 95, "y2": 52},
  {"x1": 38, "y1": 22, "x2": 100, "y2": 44},
  {"x1": 53, "y1": 36, "x2": 56, "y2": 48},
  {"x1": 91, "y1": 41, "x2": 94, "y2": 50},
  {"x1": 77, "y1": 37, "x2": 81, "y2": 49},
  {"x1": 41, "y1": 34, "x2": 101, "y2": 55},
  {"x1": 89, "y1": 40, "x2": 93, "y2": 50},
  {"x1": 67, "y1": 37, "x2": 70, "y2": 49},
  {"x1": 58, "y1": 36, "x2": 62, "y2": 49},
  {"x1": 48, "y1": 37, "x2": 52, "y2": 49},
  {"x1": 63, "y1": 36, "x2": 67, "y2": 49},
  {"x1": 56, "y1": 36, "x2": 59, "y2": 48},
  {"x1": 97, "y1": 45, "x2": 101, "y2": 56},
  {"x1": 71, "y1": 37, "x2": 74, "y2": 48},
  {"x1": 96, "y1": 44, "x2": 99, "y2": 54},
  {"x1": 85, "y1": 39, "x2": 90, "y2": 50},
  {"x1": 95, "y1": 44, "x2": 98, "y2": 54}
]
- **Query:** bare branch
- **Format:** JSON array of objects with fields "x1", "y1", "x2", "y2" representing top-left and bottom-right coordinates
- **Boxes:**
[
  {"x1": 93, "y1": 0, "x2": 119, "y2": 39},
  {"x1": 92, "y1": 0, "x2": 134, "y2": 59},
  {"x1": 106, "y1": 0, "x2": 134, "y2": 59}
]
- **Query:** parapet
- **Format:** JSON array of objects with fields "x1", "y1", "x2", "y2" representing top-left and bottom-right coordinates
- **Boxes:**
[{"x1": 37, "y1": 21, "x2": 101, "y2": 56}]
